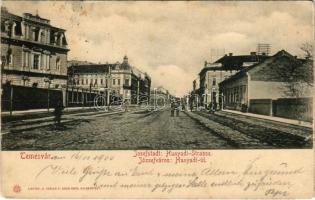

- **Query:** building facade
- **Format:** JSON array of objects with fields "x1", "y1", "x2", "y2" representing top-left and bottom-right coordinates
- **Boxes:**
[
  {"x1": 198, "y1": 52, "x2": 269, "y2": 108},
  {"x1": 1, "y1": 7, "x2": 69, "y2": 90},
  {"x1": 219, "y1": 50, "x2": 313, "y2": 121},
  {"x1": 68, "y1": 56, "x2": 151, "y2": 104}
]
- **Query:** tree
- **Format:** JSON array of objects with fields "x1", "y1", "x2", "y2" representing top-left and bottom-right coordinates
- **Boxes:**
[
  {"x1": 276, "y1": 44, "x2": 314, "y2": 122},
  {"x1": 300, "y1": 42, "x2": 313, "y2": 60}
]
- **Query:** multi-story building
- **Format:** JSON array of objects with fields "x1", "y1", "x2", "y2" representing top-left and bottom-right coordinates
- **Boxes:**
[
  {"x1": 68, "y1": 56, "x2": 151, "y2": 104},
  {"x1": 1, "y1": 7, "x2": 69, "y2": 89},
  {"x1": 219, "y1": 50, "x2": 313, "y2": 121},
  {"x1": 198, "y1": 52, "x2": 269, "y2": 108}
]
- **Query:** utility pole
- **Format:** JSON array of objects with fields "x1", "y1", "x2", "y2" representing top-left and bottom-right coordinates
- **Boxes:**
[
  {"x1": 154, "y1": 88, "x2": 157, "y2": 110},
  {"x1": 137, "y1": 79, "x2": 140, "y2": 105}
]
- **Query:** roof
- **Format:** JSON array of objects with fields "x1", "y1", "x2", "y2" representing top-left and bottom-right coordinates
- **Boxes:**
[
  {"x1": 1, "y1": 7, "x2": 65, "y2": 31},
  {"x1": 214, "y1": 54, "x2": 270, "y2": 69},
  {"x1": 199, "y1": 67, "x2": 231, "y2": 76},
  {"x1": 68, "y1": 64, "x2": 116, "y2": 74},
  {"x1": 219, "y1": 50, "x2": 308, "y2": 85},
  {"x1": 199, "y1": 53, "x2": 270, "y2": 76}
]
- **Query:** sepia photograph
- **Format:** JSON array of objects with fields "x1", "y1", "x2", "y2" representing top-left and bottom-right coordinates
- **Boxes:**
[
  {"x1": 1, "y1": 1, "x2": 314, "y2": 199},
  {"x1": 0, "y1": 1, "x2": 313, "y2": 151}
]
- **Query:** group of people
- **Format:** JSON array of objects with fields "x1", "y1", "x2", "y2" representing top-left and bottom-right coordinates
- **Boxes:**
[
  {"x1": 208, "y1": 101, "x2": 218, "y2": 113},
  {"x1": 170, "y1": 101, "x2": 181, "y2": 117}
]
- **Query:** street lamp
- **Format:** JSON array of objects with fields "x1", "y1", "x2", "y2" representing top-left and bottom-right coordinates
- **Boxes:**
[{"x1": 44, "y1": 76, "x2": 52, "y2": 112}]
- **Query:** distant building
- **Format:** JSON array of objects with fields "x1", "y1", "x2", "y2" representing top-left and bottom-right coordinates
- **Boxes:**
[
  {"x1": 150, "y1": 86, "x2": 173, "y2": 107},
  {"x1": 1, "y1": 7, "x2": 69, "y2": 89},
  {"x1": 198, "y1": 52, "x2": 269, "y2": 108},
  {"x1": 68, "y1": 56, "x2": 151, "y2": 104},
  {"x1": 219, "y1": 50, "x2": 313, "y2": 121}
]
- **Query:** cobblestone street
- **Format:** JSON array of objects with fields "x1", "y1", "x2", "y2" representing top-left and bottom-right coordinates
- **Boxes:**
[{"x1": 2, "y1": 109, "x2": 312, "y2": 150}]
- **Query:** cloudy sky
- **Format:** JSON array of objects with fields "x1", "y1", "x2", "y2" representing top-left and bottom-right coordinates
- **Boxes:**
[{"x1": 3, "y1": 1, "x2": 313, "y2": 96}]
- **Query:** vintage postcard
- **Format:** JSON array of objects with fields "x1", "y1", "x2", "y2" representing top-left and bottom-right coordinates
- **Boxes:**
[{"x1": 0, "y1": 1, "x2": 314, "y2": 198}]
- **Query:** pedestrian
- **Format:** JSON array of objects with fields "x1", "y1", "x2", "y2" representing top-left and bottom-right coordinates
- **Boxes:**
[
  {"x1": 54, "y1": 99, "x2": 64, "y2": 126},
  {"x1": 175, "y1": 101, "x2": 180, "y2": 117},
  {"x1": 124, "y1": 99, "x2": 129, "y2": 112},
  {"x1": 182, "y1": 103, "x2": 185, "y2": 111},
  {"x1": 171, "y1": 101, "x2": 175, "y2": 117},
  {"x1": 208, "y1": 102, "x2": 215, "y2": 114},
  {"x1": 213, "y1": 101, "x2": 217, "y2": 111}
]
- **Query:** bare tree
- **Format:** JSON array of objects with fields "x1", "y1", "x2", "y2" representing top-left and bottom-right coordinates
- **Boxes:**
[
  {"x1": 271, "y1": 44, "x2": 314, "y2": 122},
  {"x1": 300, "y1": 42, "x2": 313, "y2": 60}
]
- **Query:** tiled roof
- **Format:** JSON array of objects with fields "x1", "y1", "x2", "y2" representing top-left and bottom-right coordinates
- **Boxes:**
[
  {"x1": 199, "y1": 54, "x2": 270, "y2": 76},
  {"x1": 68, "y1": 64, "x2": 116, "y2": 74},
  {"x1": 219, "y1": 50, "x2": 310, "y2": 85}
]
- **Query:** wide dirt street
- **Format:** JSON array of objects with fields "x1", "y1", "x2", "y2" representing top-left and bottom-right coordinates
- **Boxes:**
[{"x1": 2, "y1": 109, "x2": 312, "y2": 150}]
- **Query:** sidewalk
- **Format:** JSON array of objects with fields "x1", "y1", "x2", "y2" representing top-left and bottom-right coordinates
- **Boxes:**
[
  {"x1": 1, "y1": 106, "x2": 91, "y2": 116},
  {"x1": 223, "y1": 109, "x2": 313, "y2": 128},
  {"x1": 1, "y1": 110, "x2": 125, "y2": 135}
]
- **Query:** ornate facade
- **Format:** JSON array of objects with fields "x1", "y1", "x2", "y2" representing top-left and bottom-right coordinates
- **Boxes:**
[
  {"x1": 68, "y1": 56, "x2": 151, "y2": 104},
  {"x1": 1, "y1": 7, "x2": 69, "y2": 89}
]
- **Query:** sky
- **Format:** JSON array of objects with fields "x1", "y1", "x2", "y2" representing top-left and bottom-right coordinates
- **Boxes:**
[{"x1": 3, "y1": 1, "x2": 314, "y2": 96}]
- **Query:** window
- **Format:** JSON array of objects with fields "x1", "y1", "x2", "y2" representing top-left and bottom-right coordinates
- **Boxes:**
[
  {"x1": 40, "y1": 31, "x2": 45, "y2": 43},
  {"x1": 95, "y1": 79, "x2": 98, "y2": 85},
  {"x1": 113, "y1": 79, "x2": 116, "y2": 85},
  {"x1": 81, "y1": 79, "x2": 84, "y2": 85},
  {"x1": 86, "y1": 79, "x2": 88, "y2": 85},
  {"x1": 56, "y1": 57, "x2": 61, "y2": 70},
  {"x1": 213, "y1": 77, "x2": 216, "y2": 86},
  {"x1": 101, "y1": 79, "x2": 103, "y2": 85},
  {"x1": 46, "y1": 55, "x2": 50, "y2": 70},
  {"x1": 33, "y1": 54, "x2": 39, "y2": 69},
  {"x1": 125, "y1": 79, "x2": 129, "y2": 86},
  {"x1": 117, "y1": 79, "x2": 120, "y2": 85},
  {"x1": 22, "y1": 52, "x2": 26, "y2": 68},
  {"x1": 8, "y1": 53, "x2": 13, "y2": 66}
]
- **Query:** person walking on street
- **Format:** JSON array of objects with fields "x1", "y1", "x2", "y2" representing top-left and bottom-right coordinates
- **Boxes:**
[
  {"x1": 175, "y1": 101, "x2": 180, "y2": 117},
  {"x1": 171, "y1": 101, "x2": 175, "y2": 117},
  {"x1": 54, "y1": 100, "x2": 64, "y2": 126}
]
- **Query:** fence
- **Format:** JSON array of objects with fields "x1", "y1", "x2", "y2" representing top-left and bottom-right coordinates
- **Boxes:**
[
  {"x1": 249, "y1": 99, "x2": 273, "y2": 116},
  {"x1": 1, "y1": 84, "x2": 63, "y2": 111},
  {"x1": 67, "y1": 89, "x2": 101, "y2": 107},
  {"x1": 273, "y1": 98, "x2": 313, "y2": 122},
  {"x1": 248, "y1": 98, "x2": 313, "y2": 122},
  {"x1": 1, "y1": 85, "x2": 101, "y2": 111}
]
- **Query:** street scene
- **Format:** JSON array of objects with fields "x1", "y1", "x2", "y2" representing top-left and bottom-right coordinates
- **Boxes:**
[
  {"x1": 2, "y1": 107, "x2": 312, "y2": 150},
  {"x1": 1, "y1": 2, "x2": 313, "y2": 150}
]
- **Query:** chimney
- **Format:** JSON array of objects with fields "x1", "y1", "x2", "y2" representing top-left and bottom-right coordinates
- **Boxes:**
[
  {"x1": 250, "y1": 52, "x2": 256, "y2": 56},
  {"x1": 229, "y1": 53, "x2": 233, "y2": 56}
]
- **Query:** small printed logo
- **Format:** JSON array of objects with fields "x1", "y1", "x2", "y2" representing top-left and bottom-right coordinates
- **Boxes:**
[{"x1": 13, "y1": 184, "x2": 21, "y2": 193}]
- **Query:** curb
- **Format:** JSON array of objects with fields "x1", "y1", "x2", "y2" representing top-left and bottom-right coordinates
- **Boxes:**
[{"x1": 222, "y1": 110, "x2": 313, "y2": 129}]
